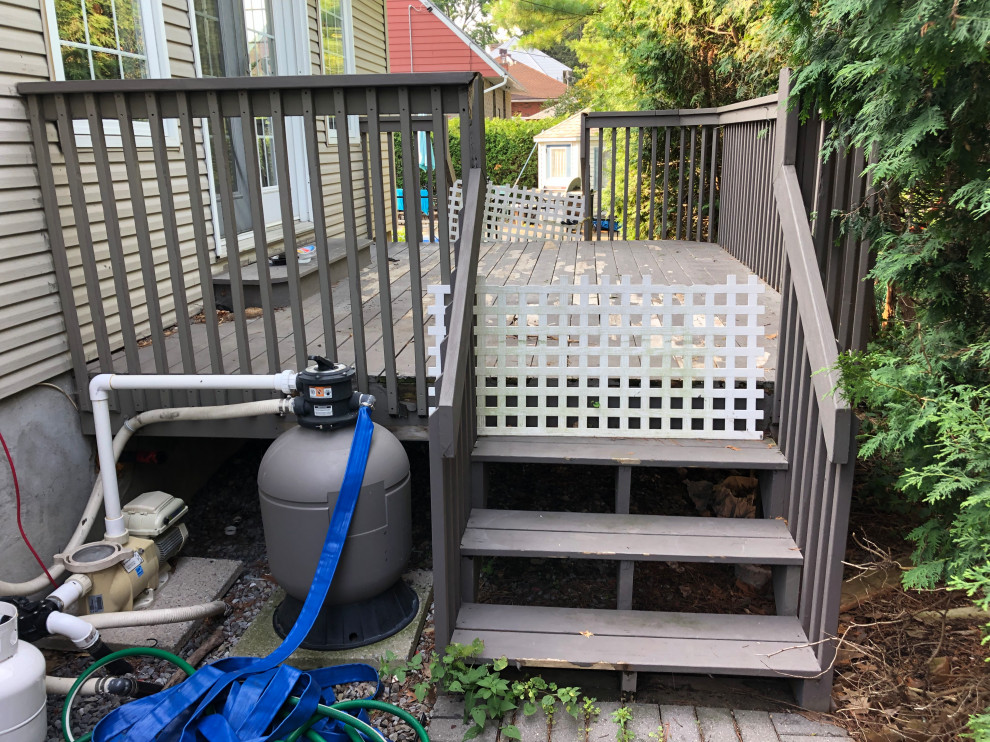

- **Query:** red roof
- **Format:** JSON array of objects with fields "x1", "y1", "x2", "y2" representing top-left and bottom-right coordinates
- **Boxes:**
[
  {"x1": 506, "y1": 62, "x2": 567, "y2": 102},
  {"x1": 387, "y1": 0, "x2": 503, "y2": 77}
]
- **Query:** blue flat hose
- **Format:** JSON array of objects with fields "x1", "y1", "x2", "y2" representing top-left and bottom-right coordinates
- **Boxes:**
[{"x1": 62, "y1": 407, "x2": 426, "y2": 742}]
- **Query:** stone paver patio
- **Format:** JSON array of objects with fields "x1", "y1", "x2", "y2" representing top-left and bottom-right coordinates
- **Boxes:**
[{"x1": 428, "y1": 697, "x2": 849, "y2": 742}]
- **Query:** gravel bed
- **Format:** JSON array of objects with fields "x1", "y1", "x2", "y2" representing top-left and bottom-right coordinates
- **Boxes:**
[{"x1": 44, "y1": 440, "x2": 438, "y2": 742}]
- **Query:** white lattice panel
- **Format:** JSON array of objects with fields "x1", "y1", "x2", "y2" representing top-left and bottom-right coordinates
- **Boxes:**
[
  {"x1": 426, "y1": 284, "x2": 451, "y2": 413},
  {"x1": 449, "y1": 181, "x2": 585, "y2": 242},
  {"x1": 475, "y1": 275, "x2": 766, "y2": 439}
]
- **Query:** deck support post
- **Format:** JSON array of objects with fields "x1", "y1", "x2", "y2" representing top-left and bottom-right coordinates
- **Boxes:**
[
  {"x1": 472, "y1": 462, "x2": 489, "y2": 508},
  {"x1": 793, "y1": 671, "x2": 834, "y2": 712},
  {"x1": 615, "y1": 466, "x2": 634, "y2": 610},
  {"x1": 762, "y1": 469, "x2": 789, "y2": 519},
  {"x1": 621, "y1": 671, "x2": 638, "y2": 694}
]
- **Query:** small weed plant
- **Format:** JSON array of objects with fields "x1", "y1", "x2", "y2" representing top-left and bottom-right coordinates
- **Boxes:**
[
  {"x1": 381, "y1": 639, "x2": 587, "y2": 741},
  {"x1": 611, "y1": 706, "x2": 633, "y2": 742}
]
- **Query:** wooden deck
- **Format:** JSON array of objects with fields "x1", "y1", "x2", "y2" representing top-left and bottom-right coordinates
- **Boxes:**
[{"x1": 97, "y1": 239, "x2": 781, "y2": 384}]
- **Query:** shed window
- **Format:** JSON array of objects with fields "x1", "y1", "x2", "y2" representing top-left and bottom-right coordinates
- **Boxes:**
[{"x1": 546, "y1": 145, "x2": 571, "y2": 180}]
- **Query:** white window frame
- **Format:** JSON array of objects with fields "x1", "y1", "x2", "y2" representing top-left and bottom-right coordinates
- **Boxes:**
[
  {"x1": 318, "y1": 0, "x2": 357, "y2": 144},
  {"x1": 44, "y1": 0, "x2": 175, "y2": 148}
]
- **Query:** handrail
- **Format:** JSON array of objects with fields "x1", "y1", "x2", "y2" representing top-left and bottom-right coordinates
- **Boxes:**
[
  {"x1": 582, "y1": 95, "x2": 777, "y2": 129},
  {"x1": 433, "y1": 167, "x2": 486, "y2": 455}
]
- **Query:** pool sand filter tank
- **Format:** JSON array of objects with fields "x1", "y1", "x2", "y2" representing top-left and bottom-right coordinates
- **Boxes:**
[{"x1": 259, "y1": 356, "x2": 418, "y2": 650}]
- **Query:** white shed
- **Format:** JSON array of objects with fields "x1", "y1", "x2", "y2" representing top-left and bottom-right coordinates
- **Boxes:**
[{"x1": 533, "y1": 112, "x2": 600, "y2": 193}]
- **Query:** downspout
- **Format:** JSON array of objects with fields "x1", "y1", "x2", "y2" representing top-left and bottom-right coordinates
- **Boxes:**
[{"x1": 408, "y1": 5, "x2": 416, "y2": 72}]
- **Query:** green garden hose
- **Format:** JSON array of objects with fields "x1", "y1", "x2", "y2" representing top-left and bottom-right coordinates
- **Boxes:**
[{"x1": 62, "y1": 647, "x2": 431, "y2": 742}]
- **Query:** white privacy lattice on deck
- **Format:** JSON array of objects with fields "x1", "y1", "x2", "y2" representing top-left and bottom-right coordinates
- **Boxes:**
[
  {"x1": 449, "y1": 181, "x2": 585, "y2": 242},
  {"x1": 474, "y1": 275, "x2": 766, "y2": 439}
]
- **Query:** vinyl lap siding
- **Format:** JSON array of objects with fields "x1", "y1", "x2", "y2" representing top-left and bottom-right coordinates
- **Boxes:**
[
  {"x1": 0, "y1": 0, "x2": 70, "y2": 395},
  {"x1": 0, "y1": 0, "x2": 214, "y2": 399},
  {"x1": 310, "y1": 0, "x2": 390, "y2": 241}
]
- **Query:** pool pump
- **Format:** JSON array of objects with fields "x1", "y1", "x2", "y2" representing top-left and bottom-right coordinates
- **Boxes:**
[{"x1": 258, "y1": 357, "x2": 416, "y2": 650}]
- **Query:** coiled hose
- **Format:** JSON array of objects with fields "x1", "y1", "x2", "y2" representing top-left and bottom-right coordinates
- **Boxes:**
[{"x1": 62, "y1": 648, "x2": 431, "y2": 742}]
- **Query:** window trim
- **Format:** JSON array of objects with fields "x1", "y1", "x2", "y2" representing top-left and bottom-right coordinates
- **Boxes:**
[{"x1": 43, "y1": 0, "x2": 175, "y2": 148}]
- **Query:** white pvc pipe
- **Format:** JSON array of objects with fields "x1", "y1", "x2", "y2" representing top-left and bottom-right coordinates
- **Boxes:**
[
  {"x1": 46, "y1": 676, "x2": 101, "y2": 696},
  {"x1": 80, "y1": 600, "x2": 226, "y2": 629},
  {"x1": 89, "y1": 373, "x2": 296, "y2": 542},
  {"x1": 46, "y1": 575, "x2": 92, "y2": 611},
  {"x1": 46, "y1": 611, "x2": 98, "y2": 650},
  {"x1": 0, "y1": 396, "x2": 293, "y2": 596}
]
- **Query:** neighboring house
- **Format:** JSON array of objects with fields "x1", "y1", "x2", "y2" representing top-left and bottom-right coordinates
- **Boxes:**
[
  {"x1": 533, "y1": 110, "x2": 600, "y2": 192},
  {"x1": 501, "y1": 59, "x2": 566, "y2": 118},
  {"x1": 0, "y1": 0, "x2": 389, "y2": 580},
  {"x1": 386, "y1": 0, "x2": 515, "y2": 118},
  {"x1": 489, "y1": 37, "x2": 571, "y2": 83}
]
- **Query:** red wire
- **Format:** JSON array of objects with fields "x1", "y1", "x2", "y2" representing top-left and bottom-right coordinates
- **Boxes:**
[{"x1": 0, "y1": 429, "x2": 59, "y2": 589}]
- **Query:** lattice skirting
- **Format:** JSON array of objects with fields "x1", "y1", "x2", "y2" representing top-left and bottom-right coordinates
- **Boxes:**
[
  {"x1": 428, "y1": 275, "x2": 767, "y2": 439},
  {"x1": 449, "y1": 181, "x2": 585, "y2": 242}
]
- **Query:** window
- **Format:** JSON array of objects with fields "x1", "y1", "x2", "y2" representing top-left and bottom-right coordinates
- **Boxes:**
[
  {"x1": 48, "y1": 0, "x2": 166, "y2": 81},
  {"x1": 320, "y1": 0, "x2": 346, "y2": 74},
  {"x1": 193, "y1": 0, "x2": 224, "y2": 77},
  {"x1": 319, "y1": 0, "x2": 355, "y2": 141},
  {"x1": 546, "y1": 145, "x2": 571, "y2": 181}
]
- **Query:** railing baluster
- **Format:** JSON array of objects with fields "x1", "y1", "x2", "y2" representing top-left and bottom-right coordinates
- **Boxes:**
[
  {"x1": 207, "y1": 95, "x2": 252, "y2": 402},
  {"x1": 26, "y1": 95, "x2": 89, "y2": 410},
  {"x1": 365, "y1": 86, "x2": 399, "y2": 415},
  {"x1": 675, "y1": 127, "x2": 686, "y2": 240},
  {"x1": 177, "y1": 91, "x2": 224, "y2": 407},
  {"x1": 634, "y1": 127, "x2": 643, "y2": 240},
  {"x1": 236, "y1": 90, "x2": 279, "y2": 380},
  {"x1": 708, "y1": 126, "x2": 719, "y2": 242},
  {"x1": 431, "y1": 88, "x2": 452, "y2": 282},
  {"x1": 334, "y1": 88, "x2": 369, "y2": 391},
  {"x1": 398, "y1": 86, "x2": 428, "y2": 415},
  {"x1": 424, "y1": 131, "x2": 438, "y2": 247},
  {"x1": 609, "y1": 127, "x2": 617, "y2": 242},
  {"x1": 147, "y1": 92, "x2": 198, "y2": 406},
  {"x1": 647, "y1": 127, "x2": 658, "y2": 239},
  {"x1": 696, "y1": 126, "x2": 707, "y2": 242},
  {"x1": 270, "y1": 90, "x2": 307, "y2": 371},
  {"x1": 622, "y1": 126, "x2": 630, "y2": 241},
  {"x1": 54, "y1": 94, "x2": 114, "y2": 374},
  {"x1": 85, "y1": 93, "x2": 139, "y2": 413},
  {"x1": 686, "y1": 125, "x2": 697, "y2": 241},
  {"x1": 661, "y1": 128, "x2": 671, "y2": 238},
  {"x1": 596, "y1": 127, "x2": 605, "y2": 241},
  {"x1": 113, "y1": 93, "x2": 170, "y2": 407},
  {"x1": 301, "y1": 89, "x2": 338, "y2": 363}
]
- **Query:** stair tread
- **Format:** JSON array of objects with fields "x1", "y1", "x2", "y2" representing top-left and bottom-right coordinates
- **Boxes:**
[
  {"x1": 472, "y1": 436, "x2": 787, "y2": 469},
  {"x1": 452, "y1": 604, "x2": 820, "y2": 677},
  {"x1": 462, "y1": 509, "x2": 802, "y2": 564}
]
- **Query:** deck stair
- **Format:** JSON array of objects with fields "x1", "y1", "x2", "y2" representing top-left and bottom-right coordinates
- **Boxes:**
[{"x1": 454, "y1": 439, "x2": 810, "y2": 690}]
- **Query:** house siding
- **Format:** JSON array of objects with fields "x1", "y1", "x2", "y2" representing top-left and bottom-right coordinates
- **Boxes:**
[
  {"x1": 311, "y1": 0, "x2": 390, "y2": 243},
  {"x1": 0, "y1": 0, "x2": 214, "y2": 399}
]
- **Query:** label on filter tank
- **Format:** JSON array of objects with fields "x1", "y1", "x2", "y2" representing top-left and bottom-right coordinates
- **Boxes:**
[
  {"x1": 313, "y1": 406, "x2": 334, "y2": 416},
  {"x1": 88, "y1": 594, "x2": 105, "y2": 614},
  {"x1": 309, "y1": 386, "x2": 332, "y2": 399}
]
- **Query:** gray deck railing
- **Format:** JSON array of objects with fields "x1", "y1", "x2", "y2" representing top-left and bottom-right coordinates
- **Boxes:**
[
  {"x1": 579, "y1": 97, "x2": 776, "y2": 250},
  {"x1": 428, "y1": 167, "x2": 486, "y2": 649},
  {"x1": 19, "y1": 72, "x2": 485, "y2": 420},
  {"x1": 768, "y1": 70, "x2": 865, "y2": 707}
]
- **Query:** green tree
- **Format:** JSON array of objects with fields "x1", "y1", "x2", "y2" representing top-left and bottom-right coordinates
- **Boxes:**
[
  {"x1": 772, "y1": 0, "x2": 990, "y2": 733},
  {"x1": 432, "y1": 0, "x2": 498, "y2": 45},
  {"x1": 492, "y1": 0, "x2": 782, "y2": 110}
]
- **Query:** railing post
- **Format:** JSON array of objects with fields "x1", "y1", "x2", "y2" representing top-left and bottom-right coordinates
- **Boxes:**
[
  {"x1": 773, "y1": 68, "x2": 799, "y2": 176},
  {"x1": 580, "y1": 111, "x2": 592, "y2": 240}
]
